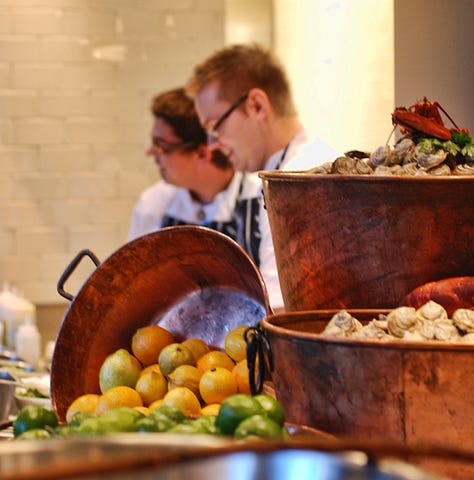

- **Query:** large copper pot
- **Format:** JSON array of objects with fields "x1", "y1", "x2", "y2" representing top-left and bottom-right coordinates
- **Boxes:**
[
  {"x1": 259, "y1": 309, "x2": 474, "y2": 479},
  {"x1": 51, "y1": 226, "x2": 269, "y2": 422},
  {"x1": 259, "y1": 172, "x2": 474, "y2": 311}
]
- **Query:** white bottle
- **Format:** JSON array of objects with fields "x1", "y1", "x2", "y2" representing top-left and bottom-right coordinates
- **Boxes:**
[{"x1": 15, "y1": 316, "x2": 41, "y2": 368}]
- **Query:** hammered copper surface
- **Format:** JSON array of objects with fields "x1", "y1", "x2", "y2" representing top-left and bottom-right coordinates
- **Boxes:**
[
  {"x1": 259, "y1": 172, "x2": 474, "y2": 311},
  {"x1": 261, "y1": 310, "x2": 474, "y2": 479},
  {"x1": 51, "y1": 226, "x2": 269, "y2": 423}
]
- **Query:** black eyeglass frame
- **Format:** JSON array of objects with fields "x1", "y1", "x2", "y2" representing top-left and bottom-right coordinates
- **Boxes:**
[
  {"x1": 207, "y1": 92, "x2": 249, "y2": 142},
  {"x1": 151, "y1": 139, "x2": 197, "y2": 155}
]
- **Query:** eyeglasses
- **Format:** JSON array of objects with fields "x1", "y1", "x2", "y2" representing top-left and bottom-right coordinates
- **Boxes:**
[
  {"x1": 206, "y1": 92, "x2": 249, "y2": 144},
  {"x1": 151, "y1": 139, "x2": 196, "y2": 155}
]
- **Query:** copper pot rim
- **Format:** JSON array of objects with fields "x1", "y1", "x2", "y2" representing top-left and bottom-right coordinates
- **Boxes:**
[
  {"x1": 259, "y1": 170, "x2": 474, "y2": 183},
  {"x1": 262, "y1": 309, "x2": 474, "y2": 352}
]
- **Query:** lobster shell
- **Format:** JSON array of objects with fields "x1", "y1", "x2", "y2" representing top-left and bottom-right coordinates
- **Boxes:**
[{"x1": 402, "y1": 276, "x2": 474, "y2": 317}]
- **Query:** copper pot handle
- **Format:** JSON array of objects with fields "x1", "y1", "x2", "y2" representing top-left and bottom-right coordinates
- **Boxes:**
[
  {"x1": 245, "y1": 324, "x2": 273, "y2": 395},
  {"x1": 57, "y1": 249, "x2": 101, "y2": 301}
]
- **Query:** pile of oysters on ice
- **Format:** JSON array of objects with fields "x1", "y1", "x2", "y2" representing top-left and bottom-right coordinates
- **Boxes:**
[
  {"x1": 310, "y1": 137, "x2": 474, "y2": 176},
  {"x1": 322, "y1": 301, "x2": 474, "y2": 343}
]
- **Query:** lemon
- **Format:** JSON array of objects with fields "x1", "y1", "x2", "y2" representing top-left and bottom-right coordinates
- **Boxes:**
[{"x1": 158, "y1": 343, "x2": 195, "y2": 376}]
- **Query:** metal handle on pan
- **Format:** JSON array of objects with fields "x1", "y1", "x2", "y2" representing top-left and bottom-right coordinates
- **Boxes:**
[
  {"x1": 245, "y1": 324, "x2": 273, "y2": 395},
  {"x1": 56, "y1": 249, "x2": 101, "y2": 301}
]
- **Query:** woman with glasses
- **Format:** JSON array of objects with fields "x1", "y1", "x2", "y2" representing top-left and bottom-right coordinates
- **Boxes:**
[
  {"x1": 187, "y1": 44, "x2": 339, "y2": 311},
  {"x1": 127, "y1": 87, "x2": 256, "y2": 244}
]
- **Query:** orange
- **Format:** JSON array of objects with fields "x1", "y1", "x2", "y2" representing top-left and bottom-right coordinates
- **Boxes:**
[
  {"x1": 199, "y1": 367, "x2": 238, "y2": 404},
  {"x1": 232, "y1": 359, "x2": 251, "y2": 394},
  {"x1": 140, "y1": 363, "x2": 162, "y2": 377},
  {"x1": 135, "y1": 370, "x2": 168, "y2": 406},
  {"x1": 224, "y1": 325, "x2": 248, "y2": 362},
  {"x1": 134, "y1": 405, "x2": 151, "y2": 416},
  {"x1": 131, "y1": 325, "x2": 175, "y2": 366},
  {"x1": 95, "y1": 385, "x2": 143, "y2": 415},
  {"x1": 181, "y1": 338, "x2": 211, "y2": 362},
  {"x1": 66, "y1": 394, "x2": 101, "y2": 424},
  {"x1": 148, "y1": 398, "x2": 164, "y2": 411},
  {"x1": 200, "y1": 403, "x2": 220, "y2": 416},
  {"x1": 196, "y1": 350, "x2": 235, "y2": 372},
  {"x1": 167, "y1": 364, "x2": 202, "y2": 398},
  {"x1": 162, "y1": 386, "x2": 201, "y2": 417}
]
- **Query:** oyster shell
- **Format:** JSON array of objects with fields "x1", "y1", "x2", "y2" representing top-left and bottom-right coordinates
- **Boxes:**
[
  {"x1": 452, "y1": 309, "x2": 474, "y2": 333},
  {"x1": 393, "y1": 137, "x2": 416, "y2": 164},
  {"x1": 354, "y1": 319, "x2": 392, "y2": 340},
  {"x1": 460, "y1": 332, "x2": 474, "y2": 343},
  {"x1": 415, "y1": 300, "x2": 447, "y2": 339},
  {"x1": 433, "y1": 319, "x2": 462, "y2": 342},
  {"x1": 387, "y1": 306, "x2": 417, "y2": 338},
  {"x1": 330, "y1": 156, "x2": 357, "y2": 175},
  {"x1": 307, "y1": 161, "x2": 332, "y2": 174},
  {"x1": 368, "y1": 145, "x2": 393, "y2": 169},
  {"x1": 453, "y1": 163, "x2": 474, "y2": 175},
  {"x1": 415, "y1": 147, "x2": 448, "y2": 169},
  {"x1": 322, "y1": 310, "x2": 363, "y2": 337}
]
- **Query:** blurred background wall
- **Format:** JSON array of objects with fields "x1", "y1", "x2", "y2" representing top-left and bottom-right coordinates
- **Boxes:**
[{"x1": 0, "y1": 0, "x2": 472, "y2": 351}]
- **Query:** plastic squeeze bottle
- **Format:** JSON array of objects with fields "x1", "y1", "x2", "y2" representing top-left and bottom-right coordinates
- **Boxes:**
[{"x1": 15, "y1": 316, "x2": 42, "y2": 368}]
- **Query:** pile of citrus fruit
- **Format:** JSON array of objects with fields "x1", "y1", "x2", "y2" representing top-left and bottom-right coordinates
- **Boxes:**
[{"x1": 12, "y1": 324, "x2": 288, "y2": 441}]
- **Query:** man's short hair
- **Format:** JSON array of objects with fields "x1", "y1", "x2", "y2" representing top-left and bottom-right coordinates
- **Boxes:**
[{"x1": 187, "y1": 43, "x2": 297, "y2": 116}]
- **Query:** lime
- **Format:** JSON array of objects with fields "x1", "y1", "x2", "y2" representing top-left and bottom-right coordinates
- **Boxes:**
[
  {"x1": 17, "y1": 428, "x2": 52, "y2": 440},
  {"x1": 193, "y1": 415, "x2": 218, "y2": 435},
  {"x1": 167, "y1": 422, "x2": 202, "y2": 434},
  {"x1": 136, "y1": 412, "x2": 176, "y2": 432},
  {"x1": 158, "y1": 343, "x2": 195, "y2": 376},
  {"x1": 150, "y1": 405, "x2": 185, "y2": 423},
  {"x1": 68, "y1": 411, "x2": 97, "y2": 427},
  {"x1": 215, "y1": 394, "x2": 264, "y2": 435},
  {"x1": 98, "y1": 406, "x2": 144, "y2": 433},
  {"x1": 253, "y1": 394, "x2": 285, "y2": 426},
  {"x1": 234, "y1": 414, "x2": 284, "y2": 440},
  {"x1": 13, "y1": 405, "x2": 59, "y2": 437},
  {"x1": 76, "y1": 417, "x2": 105, "y2": 436}
]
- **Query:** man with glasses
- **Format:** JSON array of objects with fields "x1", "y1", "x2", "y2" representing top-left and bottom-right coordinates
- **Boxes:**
[
  {"x1": 187, "y1": 44, "x2": 339, "y2": 311},
  {"x1": 128, "y1": 87, "x2": 249, "y2": 242}
]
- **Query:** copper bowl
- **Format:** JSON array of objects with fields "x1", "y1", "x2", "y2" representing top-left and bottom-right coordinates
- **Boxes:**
[
  {"x1": 260, "y1": 309, "x2": 474, "y2": 479},
  {"x1": 259, "y1": 172, "x2": 474, "y2": 311},
  {"x1": 51, "y1": 226, "x2": 269, "y2": 422}
]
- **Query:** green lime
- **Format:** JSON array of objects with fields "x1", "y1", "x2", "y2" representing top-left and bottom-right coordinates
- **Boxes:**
[
  {"x1": 215, "y1": 394, "x2": 264, "y2": 435},
  {"x1": 193, "y1": 415, "x2": 218, "y2": 435},
  {"x1": 150, "y1": 405, "x2": 185, "y2": 423},
  {"x1": 76, "y1": 417, "x2": 105, "y2": 436},
  {"x1": 50, "y1": 425, "x2": 79, "y2": 438},
  {"x1": 13, "y1": 405, "x2": 59, "y2": 437},
  {"x1": 17, "y1": 428, "x2": 52, "y2": 440},
  {"x1": 167, "y1": 422, "x2": 201, "y2": 434},
  {"x1": 98, "y1": 407, "x2": 144, "y2": 433},
  {"x1": 253, "y1": 394, "x2": 285, "y2": 426},
  {"x1": 234, "y1": 414, "x2": 284, "y2": 440},
  {"x1": 68, "y1": 411, "x2": 97, "y2": 427},
  {"x1": 135, "y1": 414, "x2": 175, "y2": 433}
]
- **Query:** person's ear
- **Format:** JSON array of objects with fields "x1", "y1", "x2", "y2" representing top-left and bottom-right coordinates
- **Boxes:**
[
  {"x1": 196, "y1": 144, "x2": 211, "y2": 161},
  {"x1": 247, "y1": 88, "x2": 270, "y2": 119}
]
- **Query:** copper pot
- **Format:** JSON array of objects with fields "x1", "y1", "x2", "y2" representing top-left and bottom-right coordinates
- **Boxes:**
[
  {"x1": 259, "y1": 172, "x2": 474, "y2": 311},
  {"x1": 258, "y1": 309, "x2": 474, "y2": 479},
  {"x1": 51, "y1": 226, "x2": 269, "y2": 422}
]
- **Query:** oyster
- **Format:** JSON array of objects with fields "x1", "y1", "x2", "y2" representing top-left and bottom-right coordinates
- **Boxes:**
[
  {"x1": 453, "y1": 163, "x2": 474, "y2": 175},
  {"x1": 373, "y1": 165, "x2": 393, "y2": 176},
  {"x1": 368, "y1": 145, "x2": 393, "y2": 169},
  {"x1": 354, "y1": 319, "x2": 392, "y2": 340},
  {"x1": 452, "y1": 309, "x2": 474, "y2": 333},
  {"x1": 387, "y1": 306, "x2": 417, "y2": 338},
  {"x1": 415, "y1": 147, "x2": 448, "y2": 169},
  {"x1": 433, "y1": 319, "x2": 462, "y2": 342},
  {"x1": 354, "y1": 159, "x2": 373, "y2": 175},
  {"x1": 322, "y1": 310, "x2": 363, "y2": 337},
  {"x1": 415, "y1": 301, "x2": 448, "y2": 339},
  {"x1": 460, "y1": 332, "x2": 474, "y2": 343},
  {"x1": 330, "y1": 156, "x2": 357, "y2": 175},
  {"x1": 429, "y1": 164, "x2": 452, "y2": 176},
  {"x1": 307, "y1": 161, "x2": 332, "y2": 174},
  {"x1": 393, "y1": 137, "x2": 416, "y2": 164}
]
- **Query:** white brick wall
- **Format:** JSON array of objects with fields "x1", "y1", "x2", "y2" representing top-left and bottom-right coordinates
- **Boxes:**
[{"x1": 0, "y1": 0, "x2": 225, "y2": 305}]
